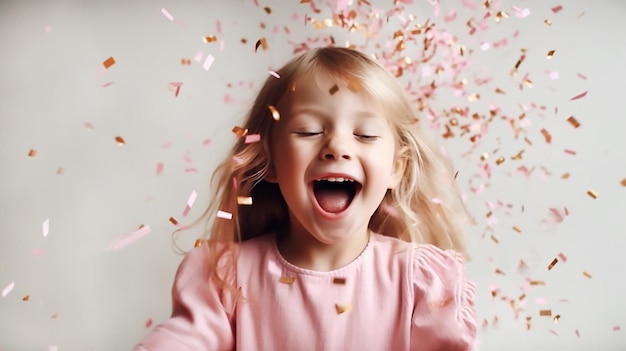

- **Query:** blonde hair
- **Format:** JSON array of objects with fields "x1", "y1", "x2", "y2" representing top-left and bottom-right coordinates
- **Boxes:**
[{"x1": 185, "y1": 47, "x2": 471, "y2": 291}]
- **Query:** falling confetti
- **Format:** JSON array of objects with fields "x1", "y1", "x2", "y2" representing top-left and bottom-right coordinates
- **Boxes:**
[
  {"x1": 269, "y1": 70, "x2": 280, "y2": 78},
  {"x1": 182, "y1": 190, "x2": 198, "y2": 216},
  {"x1": 329, "y1": 84, "x2": 339, "y2": 95},
  {"x1": 115, "y1": 136, "x2": 125, "y2": 146},
  {"x1": 28, "y1": 149, "x2": 37, "y2": 157},
  {"x1": 42, "y1": 218, "x2": 49, "y2": 237},
  {"x1": 202, "y1": 54, "x2": 215, "y2": 71},
  {"x1": 2, "y1": 282, "x2": 15, "y2": 298},
  {"x1": 237, "y1": 196, "x2": 253, "y2": 205},
  {"x1": 103, "y1": 56, "x2": 116, "y2": 69},
  {"x1": 232, "y1": 126, "x2": 248, "y2": 138},
  {"x1": 107, "y1": 225, "x2": 151, "y2": 251},
  {"x1": 268, "y1": 105, "x2": 280, "y2": 120},
  {"x1": 586, "y1": 190, "x2": 597, "y2": 199},
  {"x1": 570, "y1": 91, "x2": 588, "y2": 101},
  {"x1": 540, "y1": 310, "x2": 552, "y2": 317},
  {"x1": 583, "y1": 271, "x2": 592, "y2": 279},
  {"x1": 620, "y1": 178, "x2": 626, "y2": 187},
  {"x1": 156, "y1": 162, "x2": 164, "y2": 176},
  {"x1": 548, "y1": 258, "x2": 558, "y2": 270},
  {"x1": 217, "y1": 210, "x2": 232, "y2": 219},
  {"x1": 244, "y1": 134, "x2": 261, "y2": 143},
  {"x1": 169, "y1": 217, "x2": 179, "y2": 225},
  {"x1": 551, "y1": 5, "x2": 563, "y2": 13},
  {"x1": 145, "y1": 318, "x2": 153, "y2": 328},
  {"x1": 203, "y1": 35, "x2": 217, "y2": 43},
  {"x1": 161, "y1": 8, "x2": 174, "y2": 21},
  {"x1": 22, "y1": 295, "x2": 30, "y2": 301},
  {"x1": 546, "y1": 50, "x2": 555, "y2": 59},
  {"x1": 335, "y1": 304, "x2": 352, "y2": 314},
  {"x1": 255, "y1": 38, "x2": 268, "y2": 52},
  {"x1": 279, "y1": 276, "x2": 295, "y2": 284},
  {"x1": 567, "y1": 116, "x2": 580, "y2": 128},
  {"x1": 333, "y1": 277, "x2": 347, "y2": 285}
]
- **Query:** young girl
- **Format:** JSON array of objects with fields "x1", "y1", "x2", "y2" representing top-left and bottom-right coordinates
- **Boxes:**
[{"x1": 135, "y1": 47, "x2": 477, "y2": 351}]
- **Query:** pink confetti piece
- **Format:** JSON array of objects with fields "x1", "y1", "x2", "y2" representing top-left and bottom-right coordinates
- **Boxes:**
[
  {"x1": 156, "y1": 162, "x2": 164, "y2": 176},
  {"x1": 480, "y1": 42, "x2": 490, "y2": 51},
  {"x1": 102, "y1": 82, "x2": 114, "y2": 87},
  {"x1": 202, "y1": 54, "x2": 215, "y2": 71},
  {"x1": 184, "y1": 168, "x2": 197, "y2": 173},
  {"x1": 169, "y1": 82, "x2": 182, "y2": 97},
  {"x1": 577, "y1": 73, "x2": 588, "y2": 80},
  {"x1": 431, "y1": 197, "x2": 442, "y2": 204},
  {"x1": 217, "y1": 210, "x2": 232, "y2": 220},
  {"x1": 549, "y1": 71, "x2": 559, "y2": 80},
  {"x1": 42, "y1": 218, "x2": 49, "y2": 237},
  {"x1": 549, "y1": 329, "x2": 558, "y2": 336},
  {"x1": 107, "y1": 225, "x2": 151, "y2": 251},
  {"x1": 512, "y1": 6, "x2": 530, "y2": 18},
  {"x1": 161, "y1": 8, "x2": 174, "y2": 21},
  {"x1": 461, "y1": 0, "x2": 476, "y2": 10},
  {"x1": 182, "y1": 190, "x2": 198, "y2": 217},
  {"x1": 269, "y1": 70, "x2": 280, "y2": 78},
  {"x1": 233, "y1": 156, "x2": 244, "y2": 164},
  {"x1": 31, "y1": 249, "x2": 47, "y2": 256},
  {"x1": 223, "y1": 94, "x2": 233, "y2": 104},
  {"x1": 202, "y1": 138, "x2": 211, "y2": 146},
  {"x1": 558, "y1": 252, "x2": 567, "y2": 262},
  {"x1": 570, "y1": 90, "x2": 588, "y2": 100},
  {"x1": 253, "y1": 0, "x2": 259, "y2": 6},
  {"x1": 194, "y1": 50, "x2": 203, "y2": 62},
  {"x1": 244, "y1": 134, "x2": 261, "y2": 143},
  {"x1": 444, "y1": 9, "x2": 456, "y2": 22},
  {"x1": 575, "y1": 329, "x2": 580, "y2": 337},
  {"x1": 536, "y1": 297, "x2": 547, "y2": 305},
  {"x1": 548, "y1": 208, "x2": 565, "y2": 223},
  {"x1": 551, "y1": 5, "x2": 563, "y2": 13},
  {"x1": 564, "y1": 149, "x2": 576, "y2": 155},
  {"x1": 613, "y1": 326, "x2": 621, "y2": 331},
  {"x1": 2, "y1": 282, "x2": 15, "y2": 298},
  {"x1": 145, "y1": 318, "x2": 153, "y2": 328},
  {"x1": 44, "y1": 25, "x2": 52, "y2": 33},
  {"x1": 162, "y1": 142, "x2": 172, "y2": 149}
]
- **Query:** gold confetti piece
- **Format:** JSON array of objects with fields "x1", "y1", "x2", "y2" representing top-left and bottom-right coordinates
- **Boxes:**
[
  {"x1": 561, "y1": 172, "x2": 570, "y2": 179},
  {"x1": 240, "y1": 38, "x2": 247, "y2": 44},
  {"x1": 232, "y1": 126, "x2": 248, "y2": 137},
  {"x1": 103, "y1": 56, "x2": 116, "y2": 69},
  {"x1": 279, "y1": 276, "x2": 295, "y2": 284},
  {"x1": 540, "y1": 129, "x2": 552, "y2": 143},
  {"x1": 495, "y1": 87, "x2": 505, "y2": 94},
  {"x1": 583, "y1": 271, "x2": 592, "y2": 278},
  {"x1": 267, "y1": 105, "x2": 280, "y2": 121},
  {"x1": 56, "y1": 167, "x2": 64, "y2": 175},
  {"x1": 237, "y1": 196, "x2": 253, "y2": 205},
  {"x1": 620, "y1": 178, "x2": 626, "y2": 187},
  {"x1": 332, "y1": 277, "x2": 346, "y2": 285},
  {"x1": 51, "y1": 313, "x2": 58, "y2": 319},
  {"x1": 529, "y1": 280, "x2": 545, "y2": 286},
  {"x1": 334, "y1": 304, "x2": 352, "y2": 314},
  {"x1": 84, "y1": 122, "x2": 94, "y2": 131},
  {"x1": 480, "y1": 153, "x2": 489, "y2": 161},
  {"x1": 169, "y1": 217, "x2": 178, "y2": 225},
  {"x1": 193, "y1": 239, "x2": 204, "y2": 248},
  {"x1": 546, "y1": 50, "x2": 555, "y2": 59},
  {"x1": 540, "y1": 310, "x2": 552, "y2": 317},
  {"x1": 567, "y1": 116, "x2": 580, "y2": 128},
  {"x1": 548, "y1": 258, "x2": 558, "y2": 270},
  {"x1": 554, "y1": 315, "x2": 561, "y2": 323},
  {"x1": 512, "y1": 225, "x2": 521, "y2": 233},
  {"x1": 263, "y1": 6, "x2": 271, "y2": 14},
  {"x1": 490, "y1": 235, "x2": 499, "y2": 244},
  {"x1": 115, "y1": 136, "x2": 125, "y2": 146},
  {"x1": 544, "y1": 19, "x2": 552, "y2": 25},
  {"x1": 495, "y1": 268, "x2": 505, "y2": 275},
  {"x1": 468, "y1": 93, "x2": 480, "y2": 102},
  {"x1": 523, "y1": 79, "x2": 533, "y2": 88},
  {"x1": 203, "y1": 35, "x2": 217, "y2": 43},
  {"x1": 346, "y1": 79, "x2": 361, "y2": 92},
  {"x1": 496, "y1": 157, "x2": 505, "y2": 165},
  {"x1": 328, "y1": 84, "x2": 339, "y2": 95},
  {"x1": 181, "y1": 58, "x2": 191, "y2": 65},
  {"x1": 22, "y1": 295, "x2": 29, "y2": 301},
  {"x1": 28, "y1": 149, "x2": 37, "y2": 157},
  {"x1": 587, "y1": 190, "x2": 597, "y2": 199},
  {"x1": 255, "y1": 38, "x2": 268, "y2": 52},
  {"x1": 519, "y1": 294, "x2": 526, "y2": 301}
]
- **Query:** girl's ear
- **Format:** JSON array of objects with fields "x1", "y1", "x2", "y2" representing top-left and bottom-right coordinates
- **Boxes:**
[
  {"x1": 264, "y1": 163, "x2": 278, "y2": 183},
  {"x1": 388, "y1": 150, "x2": 406, "y2": 189}
]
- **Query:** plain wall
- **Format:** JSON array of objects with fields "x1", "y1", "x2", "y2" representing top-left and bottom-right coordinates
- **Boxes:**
[{"x1": 1, "y1": 0, "x2": 625, "y2": 350}]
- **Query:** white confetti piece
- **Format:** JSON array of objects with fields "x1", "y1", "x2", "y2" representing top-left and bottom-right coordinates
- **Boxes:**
[
  {"x1": 202, "y1": 54, "x2": 215, "y2": 71},
  {"x1": 194, "y1": 50, "x2": 203, "y2": 62},
  {"x1": 2, "y1": 282, "x2": 15, "y2": 298},
  {"x1": 43, "y1": 218, "x2": 50, "y2": 237},
  {"x1": 107, "y1": 225, "x2": 151, "y2": 251},
  {"x1": 161, "y1": 8, "x2": 174, "y2": 21},
  {"x1": 269, "y1": 70, "x2": 280, "y2": 78},
  {"x1": 187, "y1": 190, "x2": 198, "y2": 208},
  {"x1": 217, "y1": 210, "x2": 232, "y2": 220}
]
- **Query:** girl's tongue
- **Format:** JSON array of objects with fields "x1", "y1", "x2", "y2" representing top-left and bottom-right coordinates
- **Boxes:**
[{"x1": 313, "y1": 181, "x2": 357, "y2": 213}]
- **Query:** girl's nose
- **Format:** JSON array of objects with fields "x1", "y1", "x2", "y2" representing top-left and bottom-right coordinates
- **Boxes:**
[{"x1": 320, "y1": 134, "x2": 352, "y2": 161}]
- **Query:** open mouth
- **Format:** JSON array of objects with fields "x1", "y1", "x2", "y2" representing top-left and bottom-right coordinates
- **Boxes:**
[{"x1": 312, "y1": 177, "x2": 362, "y2": 214}]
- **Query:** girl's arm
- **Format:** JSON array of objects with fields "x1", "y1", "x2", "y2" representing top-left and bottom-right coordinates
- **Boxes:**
[
  {"x1": 410, "y1": 245, "x2": 478, "y2": 351},
  {"x1": 133, "y1": 245, "x2": 235, "y2": 351}
]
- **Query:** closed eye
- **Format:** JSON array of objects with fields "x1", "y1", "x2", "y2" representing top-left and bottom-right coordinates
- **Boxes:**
[
  {"x1": 294, "y1": 132, "x2": 323, "y2": 137},
  {"x1": 355, "y1": 134, "x2": 380, "y2": 141}
]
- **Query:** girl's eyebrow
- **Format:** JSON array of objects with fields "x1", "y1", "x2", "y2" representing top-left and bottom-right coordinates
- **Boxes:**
[{"x1": 292, "y1": 107, "x2": 384, "y2": 120}]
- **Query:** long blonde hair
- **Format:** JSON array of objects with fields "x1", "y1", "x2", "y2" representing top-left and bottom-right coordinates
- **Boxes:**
[{"x1": 185, "y1": 47, "x2": 471, "y2": 290}]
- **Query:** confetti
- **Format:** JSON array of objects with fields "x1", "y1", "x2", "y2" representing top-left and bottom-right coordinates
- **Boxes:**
[
  {"x1": 115, "y1": 136, "x2": 125, "y2": 146},
  {"x1": 56, "y1": 167, "x2": 64, "y2": 175},
  {"x1": 586, "y1": 190, "x2": 597, "y2": 199},
  {"x1": 28, "y1": 149, "x2": 37, "y2": 157},
  {"x1": 583, "y1": 271, "x2": 592, "y2": 278},
  {"x1": 169, "y1": 217, "x2": 179, "y2": 225},
  {"x1": 244, "y1": 134, "x2": 261, "y2": 143},
  {"x1": 181, "y1": 58, "x2": 191, "y2": 65},
  {"x1": 332, "y1": 277, "x2": 347, "y2": 285},
  {"x1": 203, "y1": 35, "x2": 217, "y2": 43},
  {"x1": 268, "y1": 105, "x2": 280, "y2": 120},
  {"x1": 264, "y1": 6, "x2": 272, "y2": 14},
  {"x1": 255, "y1": 38, "x2": 268, "y2": 52},
  {"x1": 232, "y1": 126, "x2": 248, "y2": 137},
  {"x1": 194, "y1": 239, "x2": 204, "y2": 248},
  {"x1": 558, "y1": 253, "x2": 567, "y2": 262},
  {"x1": 51, "y1": 313, "x2": 58, "y2": 319},
  {"x1": 84, "y1": 122, "x2": 94, "y2": 131},
  {"x1": 43, "y1": 218, "x2": 49, "y2": 237},
  {"x1": 567, "y1": 116, "x2": 580, "y2": 128},
  {"x1": 546, "y1": 50, "x2": 555, "y2": 59},
  {"x1": 495, "y1": 157, "x2": 505, "y2": 165},
  {"x1": 548, "y1": 258, "x2": 558, "y2": 270},
  {"x1": 103, "y1": 56, "x2": 116, "y2": 69},
  {"x1": 22, "y1": 295, "x2": 30, "y2": 301},
  {"x1": 540, "y1": 310, "x2": 552, "y2": 317},
  {"x1": 512, "y1": 225, "x2": 521, "y2": 233},
  {"x1": 540, "y1": 129, "x2": 552, "y2": 143},
  {"x1": 551, "y1": 5, "x2": 563, "y2": 13},
  {"x1": 169, "y1": 82, "x2": 182, "y2": 97},
  {"x1": 2, "y1": 282, "x2": 15, "y2": 298},
  {"x1": 279, "y1": 276, "x2": 295, "y2": 284},
  {"x1": 107, "y1": 225, "x2": 151, "y2": 251},
  {"x1": 156, "y1": 162, "x2": 164, "y2": 176},
  {"x1": 553, "y1": 315, "x2": 561, "y2": 323},
  {"x1": 335, "y1": 304, "x2": 352, "y2": 314},
  {"x1": 613, "y1": 326, "x2": 621, "y2": 331},
  {"x1": 570, "y1": 91, "x2": 588, "y2": 101},
  {"x1": 544, "y1": 19, "x2": 552, "y2": 26},
  {"x1": 161, "y1": 8, "x2": 174, "y2": 21},
  {"x1": 564, "y1": 149, "x2": 576, "y2": 156},
  {"x1": 145, "y1": 318, "x2": 153, "y2": 328},
  {"x1": 182, "y1": 190, "x2": 198, "y2": 216},
  {"x1": 202, "y1": 54, "x2": 215, "y2": 71},
  {"x1": 237, "y1": 196, "x2": 253, "y2": 205},
  {"x1": 620, "y1": 178, "x2": 626, "y2": 187},
  {"x1": 269, "y1": 70, "x2": 280, "y2": 78},
  {"x1": 217, "y1": 210, "x2": 232, "y2": 219}
]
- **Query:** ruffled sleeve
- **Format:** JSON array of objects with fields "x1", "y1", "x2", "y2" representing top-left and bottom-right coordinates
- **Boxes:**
[
  {"x1": 410, "y1": 244, "x2": 477, "y2": 351},
  {"x1": 133, "y1": 245, "x2": 235, "y2": 351}
]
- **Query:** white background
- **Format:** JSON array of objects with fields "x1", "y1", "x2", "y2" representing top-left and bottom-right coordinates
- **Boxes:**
[{"x1": 1, "y1": 0, "x2": 625, "y2": 350}]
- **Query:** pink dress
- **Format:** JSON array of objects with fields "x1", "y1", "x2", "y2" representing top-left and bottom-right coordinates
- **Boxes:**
[{"x1": 134, "y1": 233, "x2": 477, "y2": 350}]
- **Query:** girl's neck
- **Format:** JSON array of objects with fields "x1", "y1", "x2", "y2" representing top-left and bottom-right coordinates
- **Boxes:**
[{"x1": 276, "y1": 228, "x2": 370, "y2": 272}]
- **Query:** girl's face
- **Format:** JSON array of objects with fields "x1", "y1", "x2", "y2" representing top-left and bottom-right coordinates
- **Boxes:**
[{"x1": 267, "y1": 73, "x2": 402, "y2": 246}]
